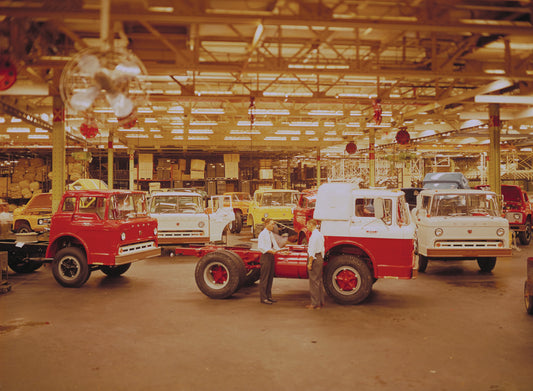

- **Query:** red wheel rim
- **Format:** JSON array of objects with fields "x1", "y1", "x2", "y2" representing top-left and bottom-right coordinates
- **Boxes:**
[
  {"x1": 209, "y1": 264, "x2": 228, "y2": 284},
  {"x1": 333, "y1": 267, "x2": 361, "y2": 294}
]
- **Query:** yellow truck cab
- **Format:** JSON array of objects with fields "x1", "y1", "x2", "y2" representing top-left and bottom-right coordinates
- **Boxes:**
[
  {"x1": 224, "y1": 192, "x2": 252, "y2": 234},
  {"x1": 247, "y1": 189, "x2": 299, "y2": 237}
]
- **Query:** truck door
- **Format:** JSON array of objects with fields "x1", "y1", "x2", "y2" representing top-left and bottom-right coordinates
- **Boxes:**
[
  {"x1": 209, "y1": 195, "x2": 235, "y2": 242},
  {"x1": 69, "y1": 196, "x2": 109, "y2": 263}
]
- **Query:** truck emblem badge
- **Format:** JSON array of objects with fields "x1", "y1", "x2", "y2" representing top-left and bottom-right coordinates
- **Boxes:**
[{"x1": 468, "y1": 229, "x2": 472, "y2": 234}]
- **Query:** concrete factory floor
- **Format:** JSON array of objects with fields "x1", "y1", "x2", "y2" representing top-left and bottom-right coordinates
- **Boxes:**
[{"x1": 1, "y1": 230, "x2": 532, "y2": 391}]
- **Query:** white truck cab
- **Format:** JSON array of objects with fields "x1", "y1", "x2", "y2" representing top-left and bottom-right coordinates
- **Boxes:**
[
  {"x1": 149, "y1": 191, "x2": 234, "y2": 246},
  {"x1": 412, "y1": 189, "x2": 511, "y2": 272}
]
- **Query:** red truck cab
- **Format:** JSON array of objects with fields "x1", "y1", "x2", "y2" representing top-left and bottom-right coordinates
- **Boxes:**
[
  {"x1": 292, "y1": 188, "x2": 317, "y2": 244},
  {"x1": 501, "y1": 185, "x2": 532, "y2": 245},
  {"x1": 46, "y1": 189, "x2": 160, "y2": 287}
]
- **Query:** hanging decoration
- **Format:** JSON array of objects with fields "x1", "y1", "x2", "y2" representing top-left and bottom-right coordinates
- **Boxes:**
[
  {"x1": 0, "y1": 55, "x2": 17, "y2": 91},
  {"x1": 249, "y1": 96, "x2": 256, "y2": 131},
  {"x1": 345, "y1": 141, "x2": 357, "y2": 154},
  {"x1": 79, "y1": 121, "x2": 99, "y2": 139},
  {"x1": 372, "y1": 98, "x2": 382, "y2": 125},
  {"x1": 395, "y1": 127, "x2": 410, "y2": 145}
]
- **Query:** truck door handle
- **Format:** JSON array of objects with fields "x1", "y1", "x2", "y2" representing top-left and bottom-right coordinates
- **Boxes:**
[{"x1": 365, "y1": 230, "x2": 378, "y2": 234}]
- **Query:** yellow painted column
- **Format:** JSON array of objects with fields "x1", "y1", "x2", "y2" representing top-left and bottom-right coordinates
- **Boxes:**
[
  {"x1": 369, "y1": 128, "x2": 376, "y2": 187},
  {"x1": 107, "y1": 130, "x2": 114, "y2": 189},
  {"x1": 488, "y1": 103, "x2": 501, "y2": 197},
  {"x1": 52, "y1": 95, "x2": 66, "y2": 212}
]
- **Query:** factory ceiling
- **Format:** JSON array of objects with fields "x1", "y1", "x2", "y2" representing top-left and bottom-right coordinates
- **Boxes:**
[{"x1": 0, "y1": 0, "x2": 532, "y2": 160}]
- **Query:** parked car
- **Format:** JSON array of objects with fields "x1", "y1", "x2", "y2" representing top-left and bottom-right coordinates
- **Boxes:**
[
  {"x1": 224, "y1": 192, "x2": 252, "y2": 234},
  {"x1": 247, "y1": 189, "x2": 299, "y2": 238}
]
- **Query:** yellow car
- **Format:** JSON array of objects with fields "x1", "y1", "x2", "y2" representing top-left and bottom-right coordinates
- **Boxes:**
[
  {"x1": 247, "y1": 189, "x2": 299, "y2": 237},
  {"x1": 224, "y1": 191, "x2": 252, "y2": 234},
  {"x1": 12, "y1": 192, "x2": 52, "y2": 233}
]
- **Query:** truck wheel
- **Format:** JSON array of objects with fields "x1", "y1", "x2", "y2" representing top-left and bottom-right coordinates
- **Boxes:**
[
  {"x1": 101, "y1": 263, "x2": 131, "y2": 277},
  {"x1": 525, "y1": 282, "x2": 533, "y2": 315},
  {"x1": 8, "y1": 257, "x2": 42, "y2": 273},
  {"x1": 250, "y1": 217, "x2": 258, "y2": 238},
  {"x1": 15, "y1": 222, "x2": 32, "y2": 233},
  {"x1": 52, "y1": 247, "x2": 90, "y2": 288},
  {"x1": 234, "y1": 211, "x2": 243, "y2": 234},
  {"x1": 418, "y1": 254, "x2": 428, "y2": 273},
  {"x1": 195, "y1": 251, "x2": 245, "y2": 299},
  {"x1": 324, "y1": 255, "x2": 373, "y2": 305},
  {"x1": 518, "y1": 221, "x2": 531, "y2": 245},
  {"x1": 477, "y1": 257, "x2": 496, "y2": 273}
]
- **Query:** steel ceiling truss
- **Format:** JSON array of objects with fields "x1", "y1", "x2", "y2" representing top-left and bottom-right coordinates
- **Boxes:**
[{"x1": 0, "y1": 1, "x2": 532, "y2": 154}]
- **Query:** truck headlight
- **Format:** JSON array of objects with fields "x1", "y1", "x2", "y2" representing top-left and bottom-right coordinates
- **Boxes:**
[
  {"x1": 513, "y1": 213, "x2": 522, "y2": 221},
  {"x1": 154, "y1": 228, "x2": 158, "y2": 235},
  {"x1": 435, "y1": 228, "x2": 443, "y2": 237},
  {"x1": 497, "y1": 228, "x2": 505, "y2": 236},
  {"x1": 264, "y1": 213, "x2": 269, "y2": 218},
  {"x1": 121, "y1": 232, "x2": 126, "y2": 241}
]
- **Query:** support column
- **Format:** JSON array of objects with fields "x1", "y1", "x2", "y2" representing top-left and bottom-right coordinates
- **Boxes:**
[
  {"x1": 286, "y1": 157, "x2": 291, "y2": 189},
  {"x1": 52, "y1": 95, "x2": 66, "y2": 212},
  {"x1": 316, "y1": 147, "x2": 321, "y2": 188},
  {"x1": 488, "y1": 103, "x2": 501, "y2": 196},
  {"x1": 108, "y1": 130, "x2": 114, "y2": 189},
  {"x1": 129, "y1": 149, "x2": 135, "y2": 190},
  {"x1": 369, "y1": 128, "x2": 376, "y2": 187}
]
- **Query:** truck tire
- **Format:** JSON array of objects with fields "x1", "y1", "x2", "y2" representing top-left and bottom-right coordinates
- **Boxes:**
[
  {"x1": 323, "y1": 255, "x2": 373, "y2": 305},
  {"x1": 418, "y1": 254, "x2": 428, "y2": 273},
  {"x1": 525, "y1": 282, "x2": 533, "y2": 315},
  {"x1": 230, "y1": 211, "x2": 243, "y2": 234},
  {"x1": 477, "y1": 257, "x2": 496, "y2": 273},
  {"x1": 8, "y1": 257, "x2": 42, "y2": 274},
  {"x1": 101, "y1": 263, "x2": 131, "y2": 277},
  {"x1": 518, "y1": 221, "x2": 531, "y2": 245},
  {"x1": 52, "y1": 247, "x2": 90, "y2": 288},
  {"x1": 250, "y1": 217, "x2": 258, "y2": 238},
  {"x1": 15, "y1": 222, "x2": 32, "y2": 233},
  {"x1": 195, "y1": 250, "x2": 245, "y2": 299}
]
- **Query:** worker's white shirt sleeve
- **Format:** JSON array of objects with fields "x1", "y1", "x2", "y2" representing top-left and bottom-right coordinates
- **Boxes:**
[
  {"x1": 307, "y1": 229, "x2": 325, "y2": 258},
  {"x1": 258, "y1": 229, "x2": 280, "y2": 253}
]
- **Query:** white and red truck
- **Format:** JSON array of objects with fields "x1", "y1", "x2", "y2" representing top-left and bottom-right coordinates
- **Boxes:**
[{"x1": 176, "y1": 182, "x2": 417, "y2": 305}]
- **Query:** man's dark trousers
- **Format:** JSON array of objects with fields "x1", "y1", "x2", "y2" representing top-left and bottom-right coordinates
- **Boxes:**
[{"x1": 259, "y1": 252, "x2": 275, "y2": 301}]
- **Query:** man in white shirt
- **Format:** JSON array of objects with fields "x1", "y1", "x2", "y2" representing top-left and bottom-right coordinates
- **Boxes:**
[
  {"x1": 258, "y1": 218, "x2": 281, "y2": 304},
  {"x1": 306, "y1": 219, "x2": 325, "y2": 309}
]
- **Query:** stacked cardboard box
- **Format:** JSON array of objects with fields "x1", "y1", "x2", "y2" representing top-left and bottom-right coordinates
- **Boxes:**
[
  {"x1": 8, "y1": 158, "x2": 48, "y2": 199},
  {"x1": 224, "y1": 154, "x2": 239, "y2": 179},
  {"x1": 190, "y1": 159, "x2": 205, "y2": 180},
  {"x1": 138, "y1": 153, "x2": 153, "y2": 179}
]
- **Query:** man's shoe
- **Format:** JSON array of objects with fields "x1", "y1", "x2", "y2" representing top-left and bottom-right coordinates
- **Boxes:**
[
  {"x1": 268, "y1": 298, "x2": 277, "y2": 303},
  {"x1": 261, "y1": 299, "x2": 273, "y2": 305}
]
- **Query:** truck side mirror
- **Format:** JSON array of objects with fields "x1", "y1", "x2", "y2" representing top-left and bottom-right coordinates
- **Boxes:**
[{"x1": 374, "y1": 198, "x2": 384, "y2": 220}]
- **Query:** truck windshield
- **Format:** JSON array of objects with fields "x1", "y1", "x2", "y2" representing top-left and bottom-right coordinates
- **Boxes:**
[
  {"x1": 110, "y1": 193, "x2": 148, "y2": 220},
  {"x1": 258, "y1": 192, "x2": 298, "y2": 207},
  {"x1": 232, "y1": 193, "x2": 252, "y2": 201},
  {"x1": 430, "y1": 193, "x2": 499, "y2": 217},
  {"x1": 150, "y1": 195, "x2": 203, "y2": 214}
]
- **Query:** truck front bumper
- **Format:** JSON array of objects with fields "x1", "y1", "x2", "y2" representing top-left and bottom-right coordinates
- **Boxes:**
[
  {"x1": 426, "y1": 248, "x2": 512, "y2": 257},
  {"x1": 116, "y1": 241, "x2": 161, "y2": 264}
]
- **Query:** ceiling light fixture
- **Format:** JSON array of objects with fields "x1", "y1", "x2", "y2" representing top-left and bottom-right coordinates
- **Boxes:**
[{"x1": 475, "y1": 95, "x2": 533, "y2": 104}]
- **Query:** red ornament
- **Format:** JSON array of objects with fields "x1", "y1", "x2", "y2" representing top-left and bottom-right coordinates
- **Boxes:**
[
  {"x1": 0, "y1": 56, "x2": 17, "y2": 91},
  {"x1": 346, "y1": 141, "x2": 357, "y2": 154},
  {"x1": 395, "y1": 128, "x2": 410, "y2": 145},
  {"x1": 372, "y1": 98, "x2": 382, "y2": 125},
  {"x1": 80, "y1": 122, "x2": 99, "y2": 139}
]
